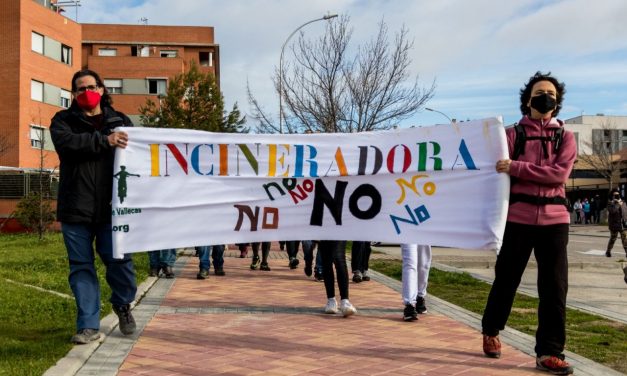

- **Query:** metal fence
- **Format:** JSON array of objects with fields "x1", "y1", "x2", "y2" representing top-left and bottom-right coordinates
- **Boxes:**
[{"x1": 0, "y1": 172, "x2": 58, "y2": 199}]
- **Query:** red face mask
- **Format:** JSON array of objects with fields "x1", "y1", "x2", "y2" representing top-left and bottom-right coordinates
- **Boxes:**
[{"x1": 76, "y1": 91, "x2": 101, "y2": 110}]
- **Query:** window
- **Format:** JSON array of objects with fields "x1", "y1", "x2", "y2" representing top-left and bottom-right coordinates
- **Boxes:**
[
  {"x1": 98, "y1": 48, "x2": 117, "y2": 56},
  {"x1": 140, "y1": 46, "x2": 150, "y2": 57},
  {"x1": 30, "y1": 125, "x2": 45, "y2": 148},
  {"x1": 104, "y1": 79, "x2": 123, "y2": 94},
  {"x1": 148, "y1": 79, "x2": 166, "y2": 95},
  {"x1": 32, "y1": 32, "x2": 44, "y2": 54},
  {"x1": 160, "y1": 50, "x2": 177, "y2": 58},
  {"x1": 61, "y1": 44, "x2": 72, "y2": 65},
  {"x1": 199, "y1": 51, "x2": 212, "y2": 67},
  {"x1": 31, "y1": 80, "x2": 43, "y2": 102},
  {"x1": 60, "y1": 89, "x2": 71, "y2": 108},
  {"x1": 131, "y1": 46, "x2": 138, "y2": 56}
]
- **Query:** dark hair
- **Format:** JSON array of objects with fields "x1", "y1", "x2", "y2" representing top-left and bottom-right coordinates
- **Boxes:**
[
  {"x1": 519, "y1": 71, "x2": 565, "y2": 117},
  {"x1": 71, "y1": 69, "x2": 112, "y2": 107}
]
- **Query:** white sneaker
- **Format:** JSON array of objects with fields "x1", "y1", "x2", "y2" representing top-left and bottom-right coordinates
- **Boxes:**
[
  {"x1": 324, "y1": 298, "x2": 338, "y2": 314},
  {"x1": 340, "y1": 299, "x2": 356, "y2": 317}
]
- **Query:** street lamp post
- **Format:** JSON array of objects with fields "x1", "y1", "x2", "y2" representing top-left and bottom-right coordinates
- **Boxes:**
[
  {"x1": 425, "y1": 107, "x2": 453, "y2": 124},
  {"x1": 279, "y1": 13, "x2": 338, "y2": 134}
]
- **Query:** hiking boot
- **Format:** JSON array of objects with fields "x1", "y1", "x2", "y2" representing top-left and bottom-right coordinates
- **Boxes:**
[
  {"x1": 340, "y1": 299, "x2": 356, "y2": 317},
  {"x1": 149, "y1": 267, "x2": 160, "y2": 277},
  {"x1": 314, "y1": 271, "x2": 324, "y2": 282},
  {"x1": 289, "y1": 257, "x2": 299, "y2": 269},
  {"x1": 260, "y1": 262, "x2": 271, "y2": 271},
  {"x1": 415, "y1": 296, "x2": 427, "y2": 314},
  {"x1": 113, "y1": 304, "x2": 136, "y2": 335},
  {"x1": 482, "y1": 335, "x2": 501, "y2": 358},
  {"x1": 162, "y1": 266, "x2": 174, "y2": 279},
  {"x1": 197, "y1": 268, "x2": 209, "y2": 280},
  {"x1": 324, "y1": 298, "x2": 338, "y2": 314},
  {"x1": 361, "y1": 270, "x2": 370, "y2": 281},
  {"x1": 536, "y1": 355, "x2": 574, "y2": 375},
  {"x1": 352, "y1": 271, "x2": 363, "y2": 283},
  {"x1": 403, "y1": 303, "x2": 418, "y2": 321},
  {"x1": 250, "y1": 255, "x2": 260, "y2": 270},
  {"x1": 605, "y1": 250, "x2": 611, "y2": 257},
  {"x1": 304, "y1": 262, "x2": 312, "y2": 277},
  {"x1": 214, "y1": 267, "x2": 226, "y2": 276},
  {"x1": 71, "y1": 328, "x2": 102, "y2": 344}
]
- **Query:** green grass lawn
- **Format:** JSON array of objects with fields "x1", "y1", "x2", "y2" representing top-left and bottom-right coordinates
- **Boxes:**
[
  {"x1": 370, "y1": 259, "x2": 627, "y2": 374},
  {"x1": 0, "y1": 232, "x2": 149, "y2": 376}
]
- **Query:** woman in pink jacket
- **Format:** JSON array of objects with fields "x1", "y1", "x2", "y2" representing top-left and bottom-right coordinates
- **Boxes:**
[{"x1": 481, "y1": 72, "x2": 577, "y2": 375}]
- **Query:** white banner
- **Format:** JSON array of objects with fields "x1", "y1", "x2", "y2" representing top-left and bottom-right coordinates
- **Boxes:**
[{"x1": 112, "y1": 118, "x2": 509, "y2": 258}]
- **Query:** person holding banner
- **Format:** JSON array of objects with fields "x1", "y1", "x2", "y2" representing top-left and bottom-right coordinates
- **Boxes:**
[
  {"x1": 481, "y1": 72, "x2": 576, "y2": 375},
  {"x1": 250, "y1": 242, "x2": 272, "y2": 271},
  {"x1": 196, "y1": 244, "x2": 226, "y2": 279},
  {"x1": 401, "y1": 244, "x2": 431, "y2": 321},
  {"x1": 319, "y1": 241, "x2": 356, "y2": 317},
  {"x1": 148, "y1": 249, "x2": 176, "y2": 278},
  {"x1": 50, "y1": 69, "x2": 137, "y2": 344}
]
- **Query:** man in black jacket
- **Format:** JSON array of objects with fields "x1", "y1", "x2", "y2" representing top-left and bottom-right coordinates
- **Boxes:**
[
  {"x1": 605, "y1": 190, "x2": 627, "y2": 258},
  {"x1": 51, "y1": 69, "x2": 137, "y2": 344}
]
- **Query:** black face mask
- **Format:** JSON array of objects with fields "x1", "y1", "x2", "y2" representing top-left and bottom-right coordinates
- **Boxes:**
[{"x1": 530, "y1": 93, "x2": 557, "y2": 115}]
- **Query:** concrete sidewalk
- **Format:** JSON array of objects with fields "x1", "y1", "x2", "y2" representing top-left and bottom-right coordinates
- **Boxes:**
[{"x1": 46, "y1": 243, "x2": 622, "y2": 376}]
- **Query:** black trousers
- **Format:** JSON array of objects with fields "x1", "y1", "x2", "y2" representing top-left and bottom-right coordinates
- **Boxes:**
[
  {"x1": 351, "y1": 241, "x2": 372, "y2": 273},
  {"x1": 482, "y1": 222, "x2": 569, "y2": 357},
  {"x1": 251, "y1": 242, "x2": 270, "y2": 263},
  {"x1": 319, "y1": 240, "x2": 349, "y2": 300},
  {"x1": 286, "y1": 241, "x2": 300, "y2": 259}
]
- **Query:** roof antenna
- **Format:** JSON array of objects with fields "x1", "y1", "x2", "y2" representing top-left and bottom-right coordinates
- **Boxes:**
[{"x1": 139, "y1": 17, "x2": 148, "y2": 25}]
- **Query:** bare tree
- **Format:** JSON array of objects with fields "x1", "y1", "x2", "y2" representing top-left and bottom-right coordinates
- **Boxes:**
[
  {"x1": 577, "y1": 119, "x2": 622, "y2": 190},
  {"x1": 248, "y1": 16, "x2": 435, "y2": 134}
]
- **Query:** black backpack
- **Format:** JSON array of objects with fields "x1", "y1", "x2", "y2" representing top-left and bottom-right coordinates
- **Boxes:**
[{"x1": 512, "y1": 123, "x2": 564, "y2": 160}]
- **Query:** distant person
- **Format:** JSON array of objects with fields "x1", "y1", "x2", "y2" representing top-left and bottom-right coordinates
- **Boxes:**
[
  {"x1": 148, "y1": 249, "x2": 176, "y2": 278},
  {"x1": 401, "y1": 244, "x2": 432, "y2": 321},
  {"x1": 350, "y1": 241, "x2": 372, "y2": 283},
  {"x1": 573, "y1": 199, "x2": 582, "y2": 224},
  {"x1": 250, "y1": 242, "x2": 272, "y2": 271},
  {"x1": 583, "y1": 198, "x2": 591, "y2": 224},
  {"x1": 481, "y1": 72, "x2": 576, "y2": 375},
  {"x1": 593, "y1": 194, "x2": 602, "y2": 224},
  {"x1": 50, "y1": 69, "x2": 137, "y2": 344},
  {"x1": 605, "y1": 190, "x2": 627, "y2": 258}
]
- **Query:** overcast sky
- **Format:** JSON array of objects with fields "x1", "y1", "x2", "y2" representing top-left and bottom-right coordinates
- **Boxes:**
[{"x1": 73, "y1": 0, "x2": 627, "y2": 128}]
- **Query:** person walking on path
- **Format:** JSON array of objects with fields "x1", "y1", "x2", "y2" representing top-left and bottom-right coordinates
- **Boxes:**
[
  {"x1": 50, "y1": 69, "x2": 137, "y2": 345},
  {"x1": 583, "y1": 198, "x2": 591, "y2": 224},
  {"x1": 148, "y1": 249, "x2": 176, "y2": 278},
  {"x1": 605, "y1": 190, "x2": 627, "y2": 258},
  {"x1": 401, "y1": 244, "x2": 432, "y2": 321},
  {"x1": 302, "y1": 240, "x2": 323, "y2": 281},
  {"x1": 285, "y1": 241, "x2": 301, "y2": 269},
  {"x1": 351, "y1": 241, "x2": 372, "y2": 283},
  {"x1": 196, "y1": 245, "x2": 226, "y2": 279},
  {"x1": 250, "y1": 242, "x2": 272, "y2": 271},
  {"x1": 480, "y1": 72, "x2": 576, "y2": 375},
  {"x1": 573, "y1": 199, "x2": 582, "y2": 224},
  {"x1": 319, "y1": 240, "x2": 356, "y2": 317}
]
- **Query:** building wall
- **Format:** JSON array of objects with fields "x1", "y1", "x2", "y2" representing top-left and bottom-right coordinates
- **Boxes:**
[{"x1": 563, "y1": 115, "x2": 627, "y2": 155}]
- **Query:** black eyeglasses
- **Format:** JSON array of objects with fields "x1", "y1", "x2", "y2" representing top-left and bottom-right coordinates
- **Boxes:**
[{"x1": 75, "y1": 85, "x2": 99, "y2": 93}]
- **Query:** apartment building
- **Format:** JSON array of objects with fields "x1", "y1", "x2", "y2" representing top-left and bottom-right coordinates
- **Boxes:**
[{"x1": 0, "y1": 0, "x2": 219, "y2": 170}]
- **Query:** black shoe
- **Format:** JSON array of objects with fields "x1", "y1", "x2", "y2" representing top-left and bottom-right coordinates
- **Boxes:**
[
  {"x1": 149, "y1": 267, "x2": 160, "y2": 277},
  {"x1": 260, "y1": 262, "x2": 271, "y2": 271},
  {"x1": 304, "y1": 263, "x2": 312, "y2": 277},
  {"x1": 71, "y1": 328, "x2": 102, "y2": 344},
  {"x1": 289, "y1": 257, "x2": 299, "y2": 269},
  {"x1": 250, "y1": 255, "x2": 260, "y2": 270},
  {"x1": 403, "y1": 304, "x2": 418, "y2": 321},
  {"x1": 352, "y1": 271, "x2": 362, "y2": 283},
  {"x1": 162, "y1": 266, "x2": 174, "y2": 279},
  {"x1": 214, "y1": 267, "x2": 226, "y2": 276},
  {"x1": 197, "y1": 269, "x2": 209, "y2": 280},
  {"x1": 415, "y1": 297, "x2": 427, "y2": 314},
  {"x1": 113, "y1": 304, "x2": 136, "y2": 335},
  {"x1": 605, "y1": 250, "x2": 611, "y2": 257},
  {"x1": 314, "y1": 271, "x2": 324, "y2": 282}
]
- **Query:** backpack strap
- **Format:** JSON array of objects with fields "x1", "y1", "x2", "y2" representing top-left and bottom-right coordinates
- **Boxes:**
[
  {"x1": 512, "y1": 124, "x2": 564, "y2": 160},
  {"x1": 512, "y1": 124, "x2": 526, "y2": 160}
]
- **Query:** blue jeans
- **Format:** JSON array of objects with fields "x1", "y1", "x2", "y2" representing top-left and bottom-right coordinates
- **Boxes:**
[
  {"x1": 61, "y1": 222, "x2": 137, "y2": 331},
  {"x1": 148, "y1": 249, "x2": 176, "y2": 268},
  {"x1": 302, "y1": 241, "x2": 322, "y2": 274},
  {"x1": 195, "y1": 245, "x2": 225, "y2": 271}
]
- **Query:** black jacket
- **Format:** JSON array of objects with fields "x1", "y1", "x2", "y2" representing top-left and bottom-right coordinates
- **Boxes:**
[
  {"x1": 607, "y1": 199, "x2": 627, "y2": 232},
  {"x1": 50, "y1": 104, "x2": 133, "y2": 224}
]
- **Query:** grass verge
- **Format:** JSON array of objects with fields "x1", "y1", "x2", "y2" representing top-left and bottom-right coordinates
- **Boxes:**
[
  {"x1": 0, "y1": 232, "x2": 149, "y2": 376},
  {"x1": 370, "y1": 259, "x2": 627, "y2": 374}
]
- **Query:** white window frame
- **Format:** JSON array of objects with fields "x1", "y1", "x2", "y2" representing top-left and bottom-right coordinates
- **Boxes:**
[
  {"x1": 61, "y1": 44, "x2": 72, "y2": 65},
  {"x1": 98, "y1": 48, "x2": 117, "y2": 57},
  {"x1": 60, "y1": 89, "x2": 71, "y2": 108},
  {"x1": 199, "y1": 51, "x2": 213, "y2": 67},
  {"x1": 32, "y1": 32, "x2": 44, "y2": 54},
  {"x1": 30, "y1": 125, "x2": 45, "y2": 149},
  {"x1": 160, "y1": 50, "x2": 177, "y2": 58},
  {"x1": 31, "y1": 80, "x2": 44, "y2": 102},
  {"x1": 147, "y1": 78, "x2": 167, "y2": 95},
  {"x1": 104, "y1": 79, "x2": 123, "y2": 94}
]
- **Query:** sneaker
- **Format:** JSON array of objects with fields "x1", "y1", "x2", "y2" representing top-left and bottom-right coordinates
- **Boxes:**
[
  {"x1": 361, "y1": 270, "x2": 370, "y2": 281},
  {"x1": 304, "y1": 262, "x2": 312, "y2": 277},
  {"x1": 339, "y1": 299, "x2": 357, "y2": 317},
  {"x1": 162, "y1": 266, "x2": 174, "y2": 279},
  {"x1": 605, "y1": 250, "x2": 611, "y2": 257},
  {"x1": 260, "y1": 262, "x2": 271, "y2": 271},
  {"x1": 289, "y1": 257, "x2": 299, "y2": 269},
  {"x1": 214, "y1": 267, "x2": 226, "y2": 276},
  {"x1": 197, "y1": 268, "x2": 209, "y2": 280},
  {"x1": 415, "y1": 296, "x2": 427, "y2": 314},
  {"x1": 250, "y1": 255, "x2": 260, "y2": 270},
  {"x1": 403, "y1": 303, "x2": 418, "y2": 321},
  {"x1": 314, "y1": 271, "x2": 324, "y2": 282},
  {"x1": 352, "y1": 271, "x2": 363, "y2": 283},
  {"x1": 482, "y1": 335, "x2": 501, "y2": 358},
  {"x1": 148, "y1": 267, "x2": 160, "y2": 277},
  {"x1": 324, "y1": 298, "x2": 338, "y2": 314},
  {"x1": 71, "y1": 328, "x2": 102, "y2": 344},
  {"x1": 535, "y1": 355, "x2": 574, "y2": 375},
  {"x1": 113, "y1": 304, "x2": 136, "y2": 335}
]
